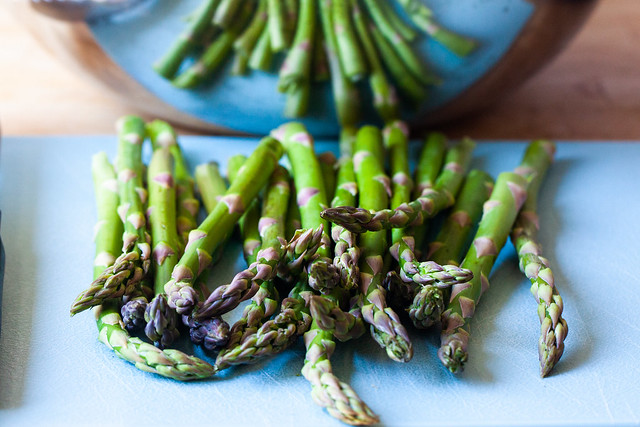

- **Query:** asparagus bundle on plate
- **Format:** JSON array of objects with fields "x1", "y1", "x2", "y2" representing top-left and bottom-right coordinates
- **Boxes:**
[{"x1": 154, "y1": 0, "x2": 476, "y2": 121}]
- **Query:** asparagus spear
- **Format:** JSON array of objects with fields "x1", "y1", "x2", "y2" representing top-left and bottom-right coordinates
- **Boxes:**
[
  {"x1": 165, "y1": 136, "x2": 284, "y2": 315},
  {"x1": 267, "y1": 0, "x2": 288, "y2": 52},
  {"x1": 271, "y1": 122, "x2": 339, "y2": 293},
  {"x1": 355, "y1": 125, "x2": 413, "y2": 362},
  {"x1": 331, "y1": 0, "x2": 368, "y2": 81},
  {"x1": 248, "y1": 23, "x2": 274, "y2": 72},
  {"x1": 195, "y1": 161, "x2": 227, "y2": 215},
  {"x1": 318, "y1": 0, "x2": 360, "y2": 127},
  {"x1": 71, "y1": 116, "x2": 151, "y2": 315},
  {"x1": 439, "y1": 171, "x2": 529, "y2": 373},
  {"x1": 510, "y1": 140, "x2": 567, "y2": 377},
  {"x1": 144, "y1": 148, "x2": 182, "y2": 348},
  {"x1": 395, "y1": 0, "x2": 478, "y2": 56},
  {"x1": 153, "y1": 0, "x2": 221, "y2": 79},
  {"x1": 91, "y1": 152, "x2": 214, "y2": 380},
  {"x1": 213, "y1": 0, "x2": 244, "y2": 29},
  {"x1": 410, "y1": 169, "x2": 493, "y2": 329},
  {"x1": 147, "y1": 120, "x2": 199, "y2": 247},
  {"x1": 318, "y1": 151, "x2": 337, "y2": 204},
  {"x1": 321, "y1": 137, "x2": 476, "y2": 233}
]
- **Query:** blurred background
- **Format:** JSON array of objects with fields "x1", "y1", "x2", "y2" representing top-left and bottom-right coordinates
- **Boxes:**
[{"x1": 0, "y1": 0, "x2": 638, "y2": 139}]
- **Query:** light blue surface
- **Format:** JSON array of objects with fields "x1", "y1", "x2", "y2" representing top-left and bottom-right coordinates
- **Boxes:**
[
  {"x1": 1, "y1": 136, "x2": 640, "y2": 426},
  {"x1": 89, "y1": 0, "x2": 534, "y2": 136}
]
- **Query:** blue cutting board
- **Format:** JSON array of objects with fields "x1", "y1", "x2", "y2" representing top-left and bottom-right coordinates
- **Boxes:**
[
  {"x1": 89, "y1": 0, "x2": 534, "y2": 136},
  {"x1": 1, "y1": 136, "x2": 639, "y2": 426}
]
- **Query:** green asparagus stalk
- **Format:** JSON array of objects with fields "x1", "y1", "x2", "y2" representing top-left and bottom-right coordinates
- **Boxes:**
[
  {"x1": 195, "y1": 161, "x2": 227, "y2": 215},
  {"x1": 377, "y1": 0, "x2": 417, "y2": 41},
  {"x1": 271, "y1": 122, "x2": 339, "y2": 293},
  {"x1": 510, "y1": 140, "x2": 567, "y2": 377},
  {"x1": 147, "y1": 120, "x2": 199, "y2": 247},
  {"x1": 318, "y1": 151, "x2": 337, "y2": 203},
  {"x1": 410, "y1": 169, "x2": 493, "y2": 329},
  {"x1": 153, "y1": 0, "x2": 220, "y2": 79},
  {"x1": 313, "y1": 28, "x2": 330, "y2": 82},
  {"x1": 285, "y1": 180, "x2": 302, "y2": 239},
  {"x1": 70, "y1": 116, "x2": 151, "y2": 315},
  {"x1": 248, "y1": 23, "x2": 274, "y2": 71},
  {"x1": 302, "y1": 319, "x2": 379, "y2": 425},
  {"x1": 165, "y1": 136, "x2": 284, "y2": 315},
  {"x1": 355, "y1": 125, "x2": 412, "y2": 363},
  {"x1": 267, "y1": 0, "x2": 288, "y2": 52},
  {"x1": 91, "y1": 152, "x2": 214, "y2": 380},
  {"x1": 331, "y1": 0, "x2": 368, "y2": 81},
  {"x1": 232, "y1": 0, "x2": 268, "y2": 75},
  {"x1": 396, "y1": 0, "x2": 478, "y2": 56},
  {"x1": 144, "y1": 148, "x2": 182, "y2": 348},
  {"x1": 173, "y1": 4, "x2": 254, "y2": 89},
  {"x1": 308, "y1": 293, "x2": 366, "y2": 342},
  {"x1": 351, "y1": 0, "x2": 399, "y2": 123},
  {"x1": 213, "y1": 0, "x2": 244, "y2": 29},
  {"x1": 411, "y1": 132, "x2": 447, "y2": 252},
  {"x1": 439, "y1": 171, "x2": 529, "y2": 373},
  {"x1": 318, "y1": 0, "x2": 360, "y2": 127},
  {"x1": 321, "y1": 137, "x2": 476, "y2": 233}
]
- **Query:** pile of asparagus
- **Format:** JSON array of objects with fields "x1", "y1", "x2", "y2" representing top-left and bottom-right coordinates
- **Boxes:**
[
  {"x1": 154, "y1": 0, "x2": 476, "y2": 121},
  {"x1": 71, "y1": 115, "x2": 567, "y2": 425}
]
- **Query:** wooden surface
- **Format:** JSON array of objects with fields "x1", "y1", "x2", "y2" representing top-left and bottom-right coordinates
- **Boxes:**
[{"x1": 1, "y1": 0, "x2": 638, "y2": 140}]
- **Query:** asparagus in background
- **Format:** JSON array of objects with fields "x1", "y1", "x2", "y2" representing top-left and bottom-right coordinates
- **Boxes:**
[
  {"x1": 91, "y1": 152, "x2": 215, "y2": 381},
  {"x1": 509, "y1": 140, "x2": 568, "y2": 377}
]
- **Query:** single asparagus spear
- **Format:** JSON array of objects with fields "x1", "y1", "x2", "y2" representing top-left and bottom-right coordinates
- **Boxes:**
[
  {"x1": 195, "y1": 161, "x2": 227, "y2": 214},
  {"x1": 213, "y1": 0, "x2": 244, "y2": 29},
  {"x1": 144, "y1": 148, "x2": 182, "y2": 348},
  {"x1": 510, "y1": 140, "x2": 567, "y2": 377},
  {"x1": 318, "y1": 0, "x2": 360, "y2": 127},
  {"x1": 410, "y1": 169, "x2": 493, "y2": 329},
  {"x1": 173, "y1": 4, "x2": 254, "y2": 89},
  {"x1": 71, "y1": 116, "x2": 151, "y2": 315},
  {"x1": 351, "y1": 0, "x2": 399, "y2": 123},
  {"x1": 318, "y1": 151, "x2": 337, "y2": 203},
  {"x1": 321, "y1": 137, "x2": 476, "y2": 233},
  {"x1": 302, "y1": 319, "x2": 379, "y2": 425},
  {"x1": 153, "y1": 0, "x2": 221, "y2": 79},
  {"x1": 91, "y1": 152, "x2": 214, "y2": 380},
  {"x1": 165, "y1": 136, "x2": 284, "y2": 315},
  {"x1": 396, "y1": 0, "x2": 478, "y2": 56},
  {"x1": 355, "y1": 125, "x2": 413, "y2": 363},
  {"x1": 330, "y1": 128, "x2": 360, "y2": 290},
  {"x1": 439, "y1": 171, "x2": 529, "y2": 373},
  {"x1": 331, "y1": 0, "x2": 368, "y2": 81},
  {"x1": 267, "y1": 0, "x2": 288, "y2": 52},
  {"x1": 411, "y1": 132, "x2": 447, "y2": 253},
  {"x1": 147, "y1": 120, "x2": 199, "y2": 247},
  {"x1": 271, "y1": 122, "x2": 339, "y2": 293}
]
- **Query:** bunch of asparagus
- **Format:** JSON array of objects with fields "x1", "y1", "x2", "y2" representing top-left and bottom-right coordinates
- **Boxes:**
[
  {"x1": 154, "y1": 0, "x2": 476, "y2": 122},
  {"x1": 72, "y1": 115, "x2": 567, "y2": 426}
]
